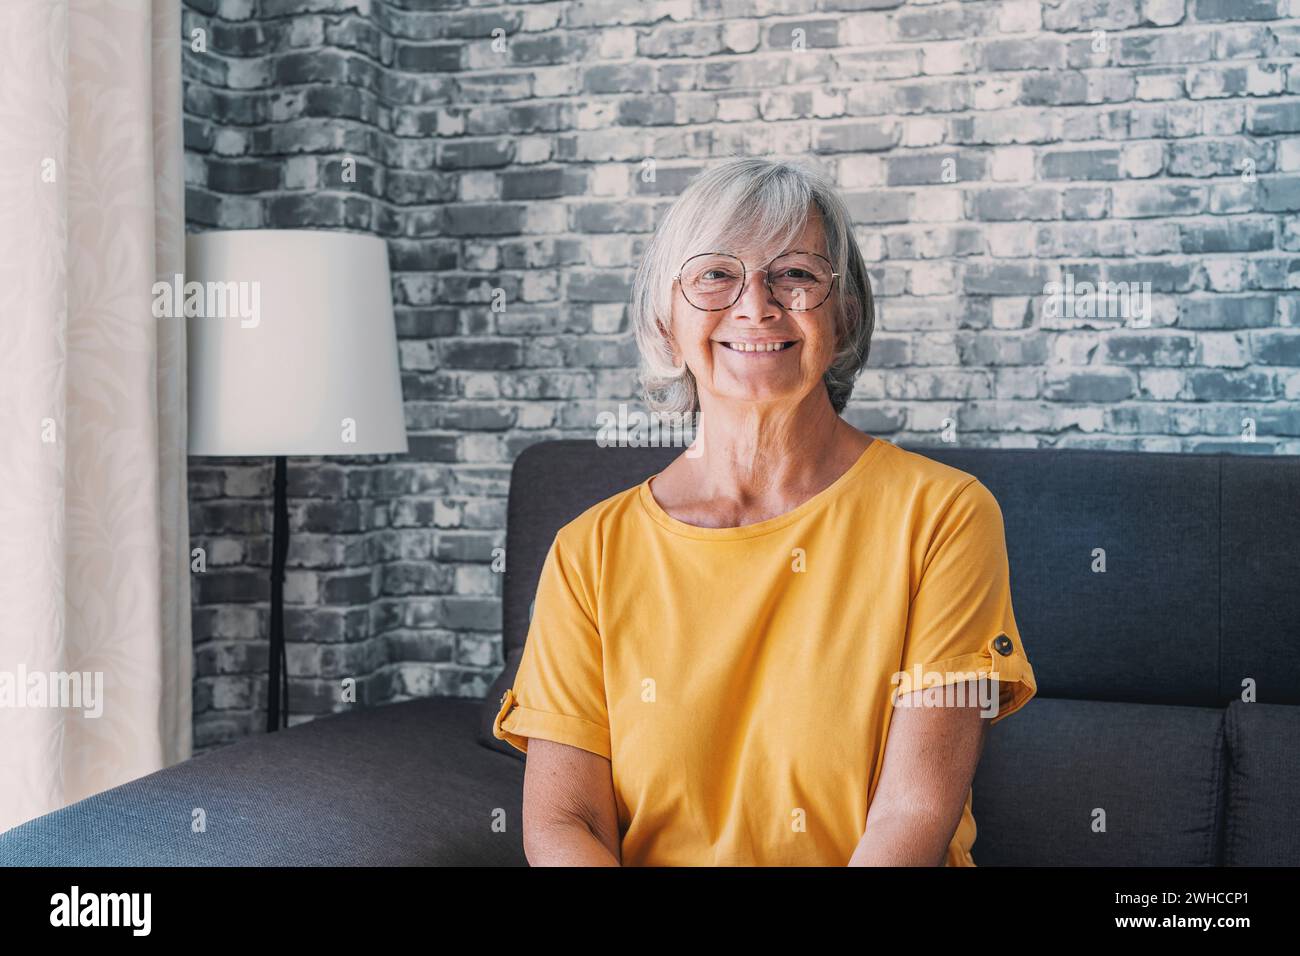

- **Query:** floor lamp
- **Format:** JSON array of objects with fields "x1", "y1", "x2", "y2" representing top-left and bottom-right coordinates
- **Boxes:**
[{"x1": 185, "y1": 230, "x2": 408, "y2": 731}]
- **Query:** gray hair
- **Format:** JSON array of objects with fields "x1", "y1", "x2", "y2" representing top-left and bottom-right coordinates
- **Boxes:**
[{"x1": 630, "y1": 157, "x2": 875, "y2": 416}]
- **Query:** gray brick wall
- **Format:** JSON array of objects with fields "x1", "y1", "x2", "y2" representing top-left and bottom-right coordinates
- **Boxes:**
[{"x1": 181, "y1": 0, "x2": 1300, "y2": 750}]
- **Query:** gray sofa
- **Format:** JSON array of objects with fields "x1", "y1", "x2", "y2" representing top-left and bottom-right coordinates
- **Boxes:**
[{"x1": 3, "y1": 440, "x2": 1298, "y2": 865}]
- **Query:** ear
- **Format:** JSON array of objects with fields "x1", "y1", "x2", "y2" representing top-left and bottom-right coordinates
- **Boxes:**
[{"x1": 657, "y1": 319, "x2": 675, "y2": 352}]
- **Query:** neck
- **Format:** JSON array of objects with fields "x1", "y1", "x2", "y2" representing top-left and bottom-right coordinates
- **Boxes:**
[{"x1": 683, "y1": 388, "x2": 855, "y2": 502}]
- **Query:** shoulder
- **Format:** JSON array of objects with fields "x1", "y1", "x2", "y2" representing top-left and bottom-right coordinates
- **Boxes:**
[
  {"x1": 549, "y1": 478, "x2": 645, "y2": 559},
  {"x1": 868, "y1": 440, "x2": 996, "y2": 517},
  {"x1": 868, "y1": 442, "x2": 977, "y2": 509}
]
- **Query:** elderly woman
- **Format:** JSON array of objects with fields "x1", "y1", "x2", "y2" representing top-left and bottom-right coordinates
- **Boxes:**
[{"x1": 493, "y1": 157, "x2": 1037, "y2": 866}]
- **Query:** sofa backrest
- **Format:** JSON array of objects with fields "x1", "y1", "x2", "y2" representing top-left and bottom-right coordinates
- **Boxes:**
[
  {"x1": 491, "y1": 440, "x2": 1299, "y2": 709},
  {"x1": 913, "y1": 445, "x2": 1300, "y2": 707},
  {"x1": 480, "y1": 440, "x2": 1300, "y2": 865}
]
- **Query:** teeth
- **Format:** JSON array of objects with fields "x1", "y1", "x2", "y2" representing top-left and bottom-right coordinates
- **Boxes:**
[{"x1": 724, "y1": 342, "x2": 792, "y2": 352}]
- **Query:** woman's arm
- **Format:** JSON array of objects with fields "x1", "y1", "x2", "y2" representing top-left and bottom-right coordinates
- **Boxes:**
[
  {"x1": 521, "y1": 737, "x2": 622, "y2": 866},
  {"x1": 848, "y1": 679, "x2": 991, "y2": 866}
]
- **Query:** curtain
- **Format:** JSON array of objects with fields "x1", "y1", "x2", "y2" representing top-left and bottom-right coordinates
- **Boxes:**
[{"x1": 0, "y1": 0, "x2": 190, "y2": 833}]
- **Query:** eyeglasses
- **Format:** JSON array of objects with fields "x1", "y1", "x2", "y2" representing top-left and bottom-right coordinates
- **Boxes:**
[{"x1": 673, "y1": 251, "x2": 839, "y2": 312}]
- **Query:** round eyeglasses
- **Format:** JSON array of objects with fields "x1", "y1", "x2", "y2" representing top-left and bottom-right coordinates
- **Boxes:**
[{"x1": 673, "y1": 251, "x2": 839, "y2": 312}]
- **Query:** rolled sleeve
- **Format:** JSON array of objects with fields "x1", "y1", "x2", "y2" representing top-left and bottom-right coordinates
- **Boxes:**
[
  {"x1": 894, "y1": 632, "x2": 1037, "y2": 725},
  {"x1": 493, "y1": 687, "x2": 612, "y2": 759},
  {"x1": 490, "y1": 530, "x2": 612, "y2": 759},
  {"x1": 894, "y1": 480, "x2": 1038, "y2": 725}
]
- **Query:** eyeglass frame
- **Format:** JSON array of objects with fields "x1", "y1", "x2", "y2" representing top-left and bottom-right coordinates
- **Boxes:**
[{"x1": 672, "y1": 250, "x2": 840, "y2": 313}]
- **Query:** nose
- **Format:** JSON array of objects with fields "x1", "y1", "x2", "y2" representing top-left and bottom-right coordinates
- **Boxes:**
[{"x1": 730, "y1": 267, "x2": 782, "y2": 321}]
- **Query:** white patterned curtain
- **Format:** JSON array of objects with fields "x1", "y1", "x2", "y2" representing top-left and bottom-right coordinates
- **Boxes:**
[{"x1": 0, "y1": 0, "x2": 191, "y2": 832}]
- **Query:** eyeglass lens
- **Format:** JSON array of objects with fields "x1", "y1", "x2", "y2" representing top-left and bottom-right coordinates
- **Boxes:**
[{"x1": 679, "y1": 252, "x2": 834, "y2": 311}]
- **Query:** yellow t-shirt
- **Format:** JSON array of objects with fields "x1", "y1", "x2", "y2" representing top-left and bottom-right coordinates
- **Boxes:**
[{"x1": 493, "y1": 437, "x2": 1037, "y2": 866}]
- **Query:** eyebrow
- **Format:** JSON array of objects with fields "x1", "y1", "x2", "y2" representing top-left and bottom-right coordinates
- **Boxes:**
[
  {"x1": 714, "y1": 245, "x2": 815, "y2": 257},
  {"x1": 736, "y1": 248, "x2": 829, "y2": 264}
]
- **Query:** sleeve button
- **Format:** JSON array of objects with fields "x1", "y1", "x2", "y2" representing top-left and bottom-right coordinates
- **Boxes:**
[{"x1": 993, "y1": 634, "x2": 1014, "y2": 656}]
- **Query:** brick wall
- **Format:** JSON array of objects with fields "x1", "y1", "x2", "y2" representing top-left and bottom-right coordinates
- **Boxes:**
[{"x1": 181, "y1": 0, "x2": 1300, "y2": 749}]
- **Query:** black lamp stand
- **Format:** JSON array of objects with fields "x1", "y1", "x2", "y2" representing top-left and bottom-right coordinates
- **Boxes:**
[{"x1": 266, "y1": 455, "x2": 290, "y2": 732}]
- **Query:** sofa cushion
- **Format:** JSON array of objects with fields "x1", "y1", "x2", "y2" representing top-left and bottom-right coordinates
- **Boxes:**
[
  {"x1": 1223, "y1": 701, "x2": 1300, "y2": 865},
  {"x1": 972, "y1": 697, "x2": 1225, "y2": 866},
  {"x1": 1219, "y1": 456, "x2": 1300, "y2": 704},
  {"x1": 0, "y1": 698, "x2": 526, "y2": 866}
]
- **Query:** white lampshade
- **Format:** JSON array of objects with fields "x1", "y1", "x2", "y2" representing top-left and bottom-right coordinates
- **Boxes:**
[{"x1": 185, "y1": 229, "x2": 408, "y2": 457}]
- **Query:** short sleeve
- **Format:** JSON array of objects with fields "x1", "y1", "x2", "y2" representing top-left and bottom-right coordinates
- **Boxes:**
[
  {"x1": 492, "y1": 531, "x2": 612, "y2": 759},
  {"x1": 893, "y1": 479, "x2": 1037, "y2": 725}
]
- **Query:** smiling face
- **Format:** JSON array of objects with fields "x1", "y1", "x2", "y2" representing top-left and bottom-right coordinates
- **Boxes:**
[{"x1": 668, "y1": 211, "x2": 839, "y2": 411}]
